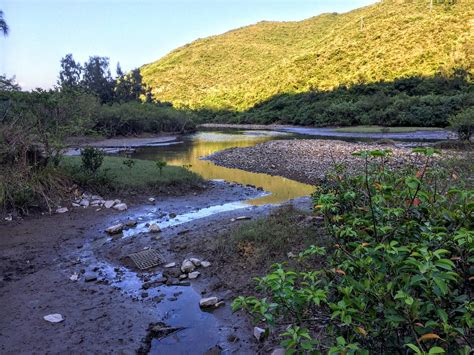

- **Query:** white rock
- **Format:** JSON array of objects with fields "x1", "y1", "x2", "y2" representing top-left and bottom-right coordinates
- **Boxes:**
[
  {"x1": 69, "y1": 273, "x2": 79, "y2": 281},
  {"x1": 56, "y1": 207, "x2": 68, "y2": 214},
  {"x1": 104, "y1": 200, "x2": 115, "y2": 209},
  {"x1": 43, "y1": 314, "x2": 64, "y2": 323},
  {"x1": 201, "y1": 261, "x2": 211, "y2": 268},
  {"x1": 164, "y1": 262, "x2": 176, "y2": 268},
  {"x1": 91, "y1": 200, "x2": 102, "y2": 206},
  {"x1": 181, "y1": 259, "x2": 196, "y2": 273},
  {"x1": 179, "y1": 274, "x2": 188, "y2": 280},
  {"x1": 113, "y1": 203, "x2": 128, "y2": 211},
  {"x1": 148, "y1": 197, "x2": 155, "y2": 203},
  {"x1": 188, "y1": 271, "x2": 200, "y2": 279},
  {"x1": 199, "y1": 297, "x2": 218, "y2": 308},
  {"x1": 190, "y1": 258, "x2": 201, "y2": 267},
  {"x1": 105, "y1": 223, "x2": 124, "y2": 235},
  {"x1": 148, "y1": 223, "x2": 161, "y2": 233},
  {"x1": 4, "y1": 215, "x2": 12, "y2": 221},
  {"x1": 91, "y1": 195, "x2": 103, "y2": 200},
  {"x1": 80, "y1": 199, "x2": 90, "y2": 207},
  {"x1": 253, "y1": 327, "x2": 266, "y2": 341},
  {"x1": 72, "y1": 203, "x2": 81, "y2": 208}
]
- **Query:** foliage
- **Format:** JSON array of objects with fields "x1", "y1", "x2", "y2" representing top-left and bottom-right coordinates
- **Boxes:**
[
  {"x1": 95, "y1": 101, "x2": 196, "y2": 137},
  {"x1": 0, "y1": 10, "x2": 8, "y2": 36},
  {"x1": 233, "y1": 148, "x2": 473, "y2": 353},
  {"x1": 141, "y1": 0, "x2": 473, "y2": 115},
  {"x1": 80, "y1": 147, "x2": 104, "y2": 174},
  {"x1": 449, "y1": 107, "x2": 474, "y2": 141}
]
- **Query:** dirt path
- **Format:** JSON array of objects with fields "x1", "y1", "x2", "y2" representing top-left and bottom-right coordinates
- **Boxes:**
[{"x1": 0, "y1": 181, "x2": 292, "y2": 354}]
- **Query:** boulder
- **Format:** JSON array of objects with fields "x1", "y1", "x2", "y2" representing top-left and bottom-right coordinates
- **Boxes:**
[
  {"x1": 188, "y1": 271, "x2": 200, "y2": 279},
  {"x1": 56, "y1": 207, "x2": 68, "y2": 214},
  {"x1": 104, "y1": 200, "x2": 115, "y2": 209},
  {"x1": 201, "y1": 261, "x2": 211, "y2": 268},
  {"x1": 148, "y1": 223, "x2": 161, "y2": 233},
  {"x1": 199, "y1": 297, "x2": 218, "y2": 308},
  {"x1": 190, "y1": 258, "x2": 201, "y2": 267},
  {"x1": 105, "y1": 223, "x2": 124, "y2": 235},
  {"x1": 181, "y1": 259, "x2": 196, "y2": 273},
  {"x1": 253, "y1": 327, "x2": 266, "y2": 341},
  {"x1": 113, "y1": 203, "x2": 128, "y2": 211}
]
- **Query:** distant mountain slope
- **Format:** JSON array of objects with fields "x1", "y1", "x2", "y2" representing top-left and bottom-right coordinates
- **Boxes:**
[{"x1": 141, "y1": 0, "x2": 473, "y2": 111}]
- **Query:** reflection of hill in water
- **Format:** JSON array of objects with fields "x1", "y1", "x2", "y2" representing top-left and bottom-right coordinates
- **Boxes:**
[{"x1": 131, "y1": 132, "x2": 314, "y2": 205}]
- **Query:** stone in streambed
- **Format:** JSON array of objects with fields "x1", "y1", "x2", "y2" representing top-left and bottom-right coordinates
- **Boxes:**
[
  {"x1": 56, "y1": 207, "x2": 68, "y2": 214},
  {"x1": 104, "y1": 200, "x2": 115, "y2": 209},
  {"x1": 181, "y1": 259, "x2": 195, "y2": 273},
  {"x1": 199, "y1": 297, "x2": 218, "y2": 308},
  {"x1": 188, "y1": 271, "x2": 200, "y2": 279},
  {"x1": 105, "y1": 223, "x2": 124, "y2": 235},
  {"x1": 148, "y1": 223, "x2": 161, "y2": 233},
  {"x1": 201, "y1": 261, "x2": 211, "y2": 268},
  {"x1": 84, "y1": 272, "x2": 98, "y2": 282},
  {"x1": 113, "y1": 203, "x2": 128, "y2": 211},
  {"x1": 190, "y1": 258, "x2": 201, "y2": 267}
]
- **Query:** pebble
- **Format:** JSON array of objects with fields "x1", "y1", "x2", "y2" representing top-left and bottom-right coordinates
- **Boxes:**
[
  {"x1": 164, "y1": 262, "x2": 176, "y2": 268},
  {"x1": 201, "y1": 261, "x2": 211, "y2": 268},
  {"x1": 56, "y1": 207, "x2": 68, "y2": 214},
  {"x1": 43, "y1": 314, "x2": 64, "y2": 323},
  {"x1": 148, "y1": 223, "x2": 161, "y2": 233},
  {"x1": 113, "y1": 203, "x2": 128, "y2": 211},
  {"x1": 188, "y1": 271, "x2": 200, "y2": 279}
]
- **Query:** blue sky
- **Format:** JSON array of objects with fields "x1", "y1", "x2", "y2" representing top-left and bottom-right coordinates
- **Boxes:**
[{"x1": 0, "y1": 0, "x2": 377, "y2": 90}]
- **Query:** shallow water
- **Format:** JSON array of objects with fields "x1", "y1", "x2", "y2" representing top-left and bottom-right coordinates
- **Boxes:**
[{"x1": 130, "y1": 130, "x2": 315, "y2": 205}]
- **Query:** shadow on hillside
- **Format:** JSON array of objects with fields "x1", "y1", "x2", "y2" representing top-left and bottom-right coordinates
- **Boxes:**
[{"x1": 192, "y1": 70, "x2": 473, "y2": 128}]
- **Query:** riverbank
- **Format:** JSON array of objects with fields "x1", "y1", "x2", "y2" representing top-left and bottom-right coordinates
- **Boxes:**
[{"x1": 208, "y1": 139, "x2": 465, "y2": 185}]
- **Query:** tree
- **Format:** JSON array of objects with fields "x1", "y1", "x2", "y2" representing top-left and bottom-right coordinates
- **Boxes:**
[
  {"x1": 0, "y1": 75, "x2": 20, "y2": 91},
  {"x1": 81, "y1": 56, "x2": 114, "y2": 103},
  {"x1": 0, "y1": 10, "x2": 8, "y2": 37},
  {"x1": 114, "y1": 68, "x2": 146, "y2": 102},
  {"x1": 58, "y1": 54, "x2": 82, "y2": 90}
]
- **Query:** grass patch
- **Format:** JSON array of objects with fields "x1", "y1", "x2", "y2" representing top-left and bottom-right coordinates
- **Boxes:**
[
  {"x1": 62, "y1": 156, "x2": 204, "y2": 194},
  {"x1": 333, "y1": 125, "x2": 443, "y2": 133},
  {"x1": 217, "y1": 205, "x2": 325, "y2": 265}
]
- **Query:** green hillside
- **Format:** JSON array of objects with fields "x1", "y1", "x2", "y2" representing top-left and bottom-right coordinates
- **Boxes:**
[{"x1": 141, "y1": 0, "x2": 473, "y2": 113}]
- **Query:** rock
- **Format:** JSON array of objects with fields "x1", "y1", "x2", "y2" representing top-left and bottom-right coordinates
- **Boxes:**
[
  {"x1": 148, "y1": 197, "x2": 155, "y2": 203},
  {"x1": 199, "y1": 296, "x2": 218, "y2": 308},
  {"x1": 287, "y1": 252, "x2": 296, "y2": 258},
  {"x1": 113, "y1": 203, "x2": 128, "y2": 211},
  {"x1": 91, "y1": 195, "x2": 103, "y2": 200},
  {"x1": 215, "y1": 301, "x2": 225, "y2": 308},
  {"x1": 56, "y1": 207, "x2": 68, "y2": 214},
  {"x1": 148, "y1": 223, "x2": 161, "y2": 233},
  {"x1": 201, "y1": 261, "x2": 211, "y2": 268},
  {"x1": 105, "y1": 223, "x2": 124, "y2": 235},
  {"x1": 169, "y1": 213, "x2": 177, "y2": 218},
  {"x1": 253, "y1": 327, "x2": 266, "y2": 341},
  {"x1": 179, "y1": 274, "x2": 188, "y2": 280},
  {"x1": 125, "y1": 220, "x2": 137, "y2": 227},
  {"x1": 91, "y1": 199, "x2": 103, "y2": 206},
  {"x1": 72, "y1": 203, "x2": 81, "y2": 207},
  {"x1": 80, "y1": 199, "x2": 90, "y2": 207},
  {"x1": 188, "y1": 271, "x2": 200, "y2": 279},
  {"x1": 84, "y1": 272, "x2": 98, "y2": 282},
  {"x1": 271, "y1": 348, "x2": 286, "y2": 355},
  {"x1": 236, "y1": 216, "x2": 251, "y2": 220},
  {"x1": 104, "y1": 200, "x2": 115, "y2": 209},
  {"x1": 69, "y1": 273, "x2": 79, "y2": 281},
  {"x1": 181, "y1": 259, "x2": 196, "y2": 273},
  {"x1": 190, "y1": 258, "x2": 201, "y2": 267},
  {"x1": 43, "y1": 314, "x2": 64, "y2": 323},
  {"x1": 164, "y1": 262, "x2": 176, "y2": 268}
]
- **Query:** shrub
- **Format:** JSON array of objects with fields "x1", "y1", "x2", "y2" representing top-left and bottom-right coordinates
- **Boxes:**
[
  {"x1": 233, "y1": 148, "x2": 473, "y2": 354},
  {"x1": 449, "y1": 108, "x2": 474, "y2": 141},
  {"x1": 80, "y1": 146, "x2": 104, "y2": 174}
]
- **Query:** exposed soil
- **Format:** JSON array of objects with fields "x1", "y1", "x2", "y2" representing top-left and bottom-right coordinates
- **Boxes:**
[{"x1": 0, "y1": 181, "x2": 292, "y2": 354}]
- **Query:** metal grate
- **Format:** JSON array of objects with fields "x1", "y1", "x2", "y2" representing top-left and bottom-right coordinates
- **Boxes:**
[{"x1": 128, "y1": 249, "x2": 164, "y2": 270}]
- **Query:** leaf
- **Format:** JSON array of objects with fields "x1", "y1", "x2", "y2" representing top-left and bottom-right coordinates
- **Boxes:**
[
  {"x1": 418, "y1": 333, "x2": 441, "y2": 342},
  {"x1": 428, "y1": 347, "x2": 445, "y2": 354},
  {"x1": 356, "y1": 326, "x2": 367, "y2": 337}
]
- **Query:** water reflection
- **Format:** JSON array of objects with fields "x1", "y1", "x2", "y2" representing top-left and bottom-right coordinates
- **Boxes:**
[{"x1": 130, "y1": 131, "x2": 314, "y2": 205}]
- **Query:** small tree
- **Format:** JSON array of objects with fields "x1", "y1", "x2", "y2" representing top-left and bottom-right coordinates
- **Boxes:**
[
  {"x1": 449, "y1": 108, "x2": 473, "y2": 141},
  {"x1": 155, "y1": 160, "x2": 167, "y2": 175},
  {"x1": 0, "y1": 10, "x2": 9, "y2": 37},
  {"x1": 81, "y1": 147, "x2": 104, "y2": 174}
]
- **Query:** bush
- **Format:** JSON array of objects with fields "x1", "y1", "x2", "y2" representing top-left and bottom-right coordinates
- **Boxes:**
[
  {"x1": 233, "y1": 148, "x2": 473, "y2": 354},
  {"x1": 80, "y1": 147, "x2": 104, "y2": 174},
  {"x1": 449, "y1": 108, "x2": 474, "y2": 141}
]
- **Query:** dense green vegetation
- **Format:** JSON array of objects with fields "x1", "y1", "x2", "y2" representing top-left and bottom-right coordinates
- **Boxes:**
[
  {"x1": 141, "y1": 0, "x2": 473, "y2": 119},
  {"x1": 233, "y1": 148, "x2": 473, "y2": 353}
]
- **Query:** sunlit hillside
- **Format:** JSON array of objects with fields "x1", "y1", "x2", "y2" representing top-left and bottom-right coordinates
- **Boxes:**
[{"x1": 141, "y1": 0, "x2": 473, "y2": 111}]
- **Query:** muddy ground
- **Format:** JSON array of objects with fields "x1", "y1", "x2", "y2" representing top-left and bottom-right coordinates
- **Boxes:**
[{"x1": 0, "y1": 180, "x2": 312, "y2": 354}]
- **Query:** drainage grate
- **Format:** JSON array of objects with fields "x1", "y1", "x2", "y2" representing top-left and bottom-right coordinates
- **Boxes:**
[{"x1": 128, "y1": 249, "x2": 164, "y2": 270}]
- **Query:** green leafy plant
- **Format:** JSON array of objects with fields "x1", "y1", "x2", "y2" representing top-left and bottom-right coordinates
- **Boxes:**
[
  {"x1": 122, "y1": 158, "x2": 136, "y2": 170},
  {"x1": 449, "y1": 108, "x2": 473, "y2": 141},
  {"x1": 155, "y1": 159, "x2": 167, "y2": 175},
  {"x1": 233, "y1": 148, "x2": 473, "y2": 353},
  {"x1": 80, "y1": 146, "x2": 104, "y2": 174}
]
